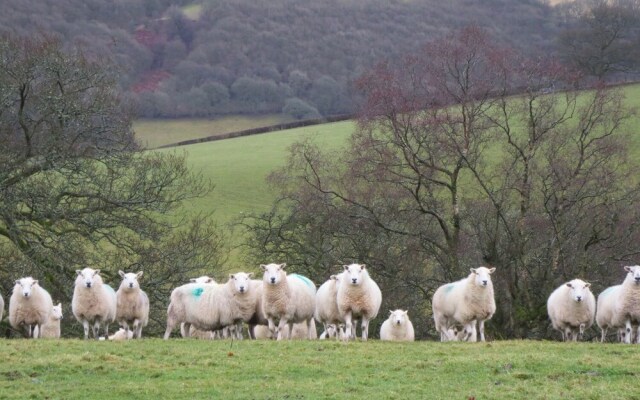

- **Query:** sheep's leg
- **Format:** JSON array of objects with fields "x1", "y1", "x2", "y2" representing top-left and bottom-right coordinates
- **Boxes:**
[
  {"x1": 267, "y1": 318, "x2": 277, "y2": 339},
  {"x1": 361, "y1": 318, "x2": 370, "y2": 341},
  {"x1": 306, "y1": 319, "x2": 314, "y2": 340},
  {"x1": 343, "y1": 312, "x2": 353, "y2": 341},
  {"x1": 276, "y1": 318, "x2": 290, "y2": 341},
  {"x1": 624, "y1": 320, "x2": 632, "y2": 344},
  {"x1": 600, "y1": 327, "x2": 607, "y2": 343},
  {"x1": 82, "y1": 320, "x2": 90, "y2": 340},
  {"x1": 235, "y1": 322, "x2": 244, "y2": 340},
  {"x1": 104, "y1": 321, "x2": 111, "y2": 338},
  {"x1": 286, "y1": 321, "x2": 295, "y2": 340},
  {"x1": 479, "y1": 320, "x2": 486, "y2": 342}
]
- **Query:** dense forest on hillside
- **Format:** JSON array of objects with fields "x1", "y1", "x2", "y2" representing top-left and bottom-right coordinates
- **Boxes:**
[{"x1": 0, "y1": 0, "x2": 607, "y2": 119}]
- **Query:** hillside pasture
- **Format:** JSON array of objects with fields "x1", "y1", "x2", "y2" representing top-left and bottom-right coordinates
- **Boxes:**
[{"x1": 0, "y1": 339, "x2": 638, "y2": 399}]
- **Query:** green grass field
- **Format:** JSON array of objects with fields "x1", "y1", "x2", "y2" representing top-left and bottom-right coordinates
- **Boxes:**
[
  {"x1": 160, "y1": 120, "x2": 355, "y2": 226},
  {"x1": 1, "y1": 339, "x2": 639, "y2": 399},
  {"x1": 134, "y1": 114, "x2": 293, "y2": 149}
]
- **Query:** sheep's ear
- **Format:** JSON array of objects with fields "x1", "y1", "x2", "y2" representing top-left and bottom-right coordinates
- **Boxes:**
[
  {"x1": 280, "y1": 263, "x2": 287, "y2": 270},
  {"x1": 206, "y1": 278, "x2": 214, "y2": 284},
  {"x1": 229, "y1": 274, "x2": 235, "y2": 280},
  {"x1": 15, "y1": 279, "x2": 20, "y2": 285},
  {"x1": 76, "y1": 270, "x2": 82, "y2": 276},
  {"x1": 566, "y1": 283, "x2": 573, "y2": 288},
  {"x1": 94, "y1": 269, "x2": 101, "y2": 276},
  {"x1": 625, "y1": 266, "x2": 632, "y2": 272},
  {"x1": 247, "y1": 272, "x2": 254, "y2": 278},
  {"x1": 488, "y1": 268, "x2": 496, "y2": 274},
  {"x1": 189, "y1": 278, "x2": 197, "y2": 283},
  {"x1": 57, "y1": 302, "x2": 62, "y2": 307},
  {"x1": 260, "y1": 264, "x2": 267, "y2": 271},
  {"x1": 403, "y1": 310, "x2": 409, "y2": 315},
  {"x1": 389, "y1": 310, "x2": 393, "y2": 315},
  {"x1": 119, "y1": 270, "x2": 125, "y2": 278},
  {"x1": 136, "y1": 271, "x2": 143, "y2": 279},
  {"x1": 470, "y1": 268, "x2": 477, "y2": 274},
  {"x1": 33, "y1": 280, "x2": 38, "y2": 286},
  {"x1": 343, "y1": 265, "x2": 349, "y2": 271},
  {"x1": 330, "y1": 274, "x2": 337, "y2": 280},
  {"x1": 360, "y1": 264, "x2": 366, "y2": 271},
  {"x1": 584, "y1": 282, "x2": 591, "y2": 288}
]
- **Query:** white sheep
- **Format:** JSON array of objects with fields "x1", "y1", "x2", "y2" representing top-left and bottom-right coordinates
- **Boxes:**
[
  {"x1": 190, "y1": 276, "x2": 216, "y2": 284},
  {"x1": 315, "y1": 274, "x2": 346, "y2": 340},
  {"x1": 72, "y1": 268, "x2": 117, "y2": 340},
  {"x1": 247, "y1": 279, "x2": 269, "y2": 339},
  {"x1": 0, "y1": 292, "x2": 4, "y2": 323},
  {"x1": 9, "y1": 277, "x2": 54, "y2": 338},
  {"x1": 336, "y1": 264, "x2": 382, "y2": 341},
  {"x1": 33, "y1": 303, "x2": 63, "y2": 339},
  {"x1": 613, "y1": 265, "x2": 640, "y2": 344},
  {"x1": 181, "y1": 324, "x2": 215, "y2": 339},
  {"x1": 547, "y1": 279, "x2": 596, "y2": 342},
  {"x1": 260, "y1": 263, "x2": 317, "y2": 340},
  {"x1": 163, "y1": 272, "x2": 258, "y2": 339},
  {"x1": 432, "y1": 267, "x2": 496, "y2": 342},
  {"x1": 227, "y1": 272, "x2": 261, "y2": 340},
  {"x1": 596, "y1": 285, "x2": 624, "y2": 342},
  {"x1": 116, "y1": 270, "x2": 150, "y2": 339},
  {"x1": 380, "y1": 309, "x2": 415, "y2": 342},
  {"x1": 109, "y1": 327, "x2": 134, "y2": 340}
]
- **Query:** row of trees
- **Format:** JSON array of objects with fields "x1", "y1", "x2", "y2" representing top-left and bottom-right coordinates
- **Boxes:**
[{"x1": 239, "y1": 26, "x2": 640, "y2": 339}]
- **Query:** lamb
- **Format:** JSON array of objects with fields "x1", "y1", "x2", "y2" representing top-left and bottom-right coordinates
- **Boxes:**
[
  {"x1": 9, "y1": 277, "x2": 54, "y2": 338},
  {"x1": 613, "y1": 265, "x2": 640, "y2": 344},
  {"x1": 432, "y1": 266, "x2": 496, "y2": 342},
  {"x1": 163, "y1": 271, "x2": 258, "y2": 340},
  {"x1": 380, "y1": 309, "x2": 415, "y2": 342},
  {"x1": 72, "y1": 268, "x2": 117, "y2": 340},
  {"x1": 33, "y1": 303, "x2": 63, "y2": 339},
  {"x1": 116, "y1": 270, "x2": 150, "y2": 339},
  {"x1": 315, "y1": 274, "x2": 346, "y2": 340},
  {"x1": 596, "y1": 285, "x2": 624, "y2": 342},
  {"x1": 336, "y1": 264, "x2": 382, "y2": 341},
  {"x1": 109, "y1": 327, "x2": 133, "y2": 340},
  {"x1": 547, "y1": 279, "x2": 596, "y2": 342},
  {"x1": 260, "y1": 263, "x2": 317, "y2": 340}
]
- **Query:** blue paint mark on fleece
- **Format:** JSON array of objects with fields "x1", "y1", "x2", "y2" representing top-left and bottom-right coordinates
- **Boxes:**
[
  {"x1": 444, "y1": 284, "x2": 455, "y2": 294},
  {"x1": 600, "y1": 286, "x2": 616, "y2": 297},
  {"x1": 192, "y1": 287, "x2": 204, "y2": 297},
  {"x1": 104, "y1": 284, "x2": 115, "y2": 294},
  {"x1": 290, "y1": 274, "x2": 315, "y2": 289}
]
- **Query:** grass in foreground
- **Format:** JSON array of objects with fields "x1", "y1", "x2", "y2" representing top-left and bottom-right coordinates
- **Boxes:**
[{"x1": 1, "y1": 339, "x2": 639, "y2": 399}]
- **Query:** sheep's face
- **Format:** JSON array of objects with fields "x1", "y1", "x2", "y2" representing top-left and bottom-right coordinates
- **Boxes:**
[
  {"x1": 261, "y1": 263, "x2": 286, "y2": 285},
  {"x1": 326, "y1": 324, "x2": 338, "y2": 338},
  {"x1": 76, "y1": 268, "x2": 102, "y2": 289},
  {"x1": 565, "y1": 279, "x2": 591, "y2": 303},
  {"x1": 14, "y1": 277, "x2": 38, "y2": 298},
  {"x1": 344, "y1": 264, "x2": 367, "y2": 286},
  {"x1": 389, "y1": 309, "x2": 409, "y2": 327},
  {"x1": 190, "y1": 276, "x2": 216, "y2": 285},
  {"x1": 470, "y1": 267, "x2": 495, "y2": 288},
  {"x1": 624, "y1": 265, "x2": 640, "y2": 285},
  {"x1": 230, "y1": 272, "x2": 253, "y2": 293},
  {"x1": 119, "y1": 271, "x2": 143, "y2": 291},
  {"x1": 51, "y1": 303, "x2": 63, "y2": 320}
]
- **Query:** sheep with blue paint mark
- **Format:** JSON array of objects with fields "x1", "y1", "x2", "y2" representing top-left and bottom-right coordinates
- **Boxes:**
[
  {"x1": 163, "y1": 271, "x2": 260, "y2": 340},
  {"x1": 336, "y1": 264, "x2": 382, "y2": 341},
  {"x1": 72, "y1": 268, "x2": 117, "y2": 340},
  {"x1": 432, "y1": 266, "x2": 496, "y2": 342},
  {"x1": 547, "y1": 279, "x2": 596, "y2": 342},
  {"x1": 261, "y1": 263, "x2": 317, "y2": 340},
  {"x1": 9, "y1": 277, "x2": 54, "y2": 338}
]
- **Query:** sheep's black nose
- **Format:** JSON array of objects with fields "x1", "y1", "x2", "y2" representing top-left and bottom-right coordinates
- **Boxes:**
[
  {"x1": 270, "y1": 277, "x2": 276, "y2": 283},
  {"x1": 576, "y1": 296, "x2": 582, "y2": 302},
  {"x1": 129, "y1": 283, "x2": 134, "y2": 288},
  {"x1": 482, "y1": 280, "x2": 488, "y2": 285},
  {"x1": 239, "y1": 286, "x2": 245, "y2": 292},
  {"x1": 635, "y1": 277, "x2": 640, "y2": 282},
  {"x1": 86, "y1": 282, "x2": 92, "y2": 288},
  {"x1": 352, "y1": 278, "x2": 357, "y2": 284}
]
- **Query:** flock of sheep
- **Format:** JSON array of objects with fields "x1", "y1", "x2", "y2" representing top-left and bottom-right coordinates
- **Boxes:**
[{"x1": 2, "y1": 262, "x2": 640, "y2": 343}]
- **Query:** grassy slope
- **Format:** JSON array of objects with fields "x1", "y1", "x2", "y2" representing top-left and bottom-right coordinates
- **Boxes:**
[
  {"x1": 134, "y1": 114, "x2": 293, "y2": 149},
  {"x1": 1, "y1": 339, "x2": 639, "y2": 399},
  {"x1": 160, "y1": 120, "x2": 355, "y2": 226}
]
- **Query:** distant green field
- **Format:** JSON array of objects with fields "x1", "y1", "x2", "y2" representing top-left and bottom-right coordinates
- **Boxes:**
[
  {"x1": 159, "y1": 120, "x2": 354, "y2": 225},
  {"x1": 134, "y1": 114, "x2": 293, "y2": 149},
  {"x1": 1, "y1": 339, "x2": 639, "y2": 399}
]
